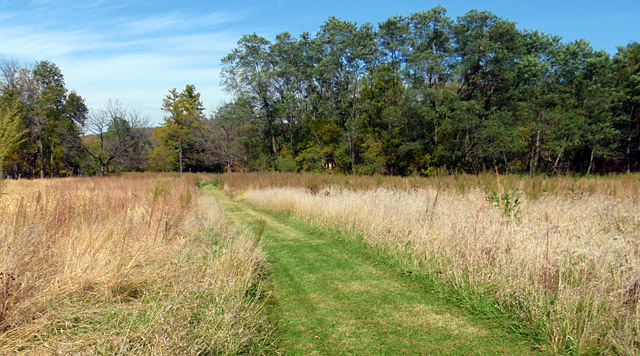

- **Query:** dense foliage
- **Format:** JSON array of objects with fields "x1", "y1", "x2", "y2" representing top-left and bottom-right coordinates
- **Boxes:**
[
  {"x1": 0, "y1": 61, "x2": 152, "y2": 177},
  {"x1": 218, "y1": 7, "x2": 640, "y2": 175},
  {"x1": 1, "y1": 7, "x2": 638, "y2": 176},
  {"x1": 0, "y1": 60, "x2": 89, "y2": 177}
]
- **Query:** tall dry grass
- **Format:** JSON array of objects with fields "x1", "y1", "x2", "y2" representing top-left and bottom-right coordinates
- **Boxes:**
[
  {"x1": 213, "y1": 171, "x2": 640, "y2": 199},
  {"x1": 0, "y1": 174, "x2": 274, "y2": 355},
  {"x1": 245, "y1": 185, "x2": 640, "y2": 355}
]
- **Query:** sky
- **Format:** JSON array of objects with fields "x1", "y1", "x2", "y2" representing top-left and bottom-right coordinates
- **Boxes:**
[{"x1": 0, "y1": 0, "x2": 638, "y2": 125}]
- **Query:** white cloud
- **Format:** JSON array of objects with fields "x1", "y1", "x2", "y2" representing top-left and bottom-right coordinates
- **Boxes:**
[
  {"x1": 123, "y1": 11, "x2": 244, "y2": 34},
  {"x1": 0, "y1": 7, "x2": 242, "y2": 124},
  {"x1": 0, "y1": 26, "x2": 102, "y2": 58}
]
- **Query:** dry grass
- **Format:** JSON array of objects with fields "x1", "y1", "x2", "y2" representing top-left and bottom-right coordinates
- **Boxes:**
[
  {"x1": 212, "y1": 171, "x2": 640, "y2": 199},
  {"x1": 0, "y1": 173, "x2": 274, "y2": 355},
  {"x1": 244, "y1": 181, "x2": 640, "y2": 355}
]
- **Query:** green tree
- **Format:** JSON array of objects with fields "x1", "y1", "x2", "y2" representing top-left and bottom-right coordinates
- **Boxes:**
[
  {"x1": 404, "y1": 6, "x2": 453, "y2": 158},
  {"x1": 158, "y1": 84, "x2": 205, "y2": 173},
  {"x1": 613, "y1": 42, "x2": 640, "y2": 172},
  {"x1": 222, "y1": 34, "x2": 278, "y2": 161},
  {"x1": 31, "y1": 61, "x2": 87, "y2": 177},
  {"x1": 217, "y1": 7, "x2": 635, "y2": 175},
  {"x1": 0, "y1": 102, "x2": 26, "y2": 179}
]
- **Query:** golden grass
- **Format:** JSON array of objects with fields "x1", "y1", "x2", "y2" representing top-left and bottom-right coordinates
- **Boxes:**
[
  {"x1": 0, "y1": 174, "x2": 274, "y2": 355},
  {"x1": 212, "y1": 171, "x2": 640, "y2": 199},
  {"x1": 244, "y1": 182, "x2": 640, "y2": 355}
]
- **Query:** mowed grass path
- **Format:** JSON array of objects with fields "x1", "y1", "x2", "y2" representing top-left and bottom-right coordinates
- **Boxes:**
[{"x1": 214, "y1": 191, "x2": 540, "y2": 356}]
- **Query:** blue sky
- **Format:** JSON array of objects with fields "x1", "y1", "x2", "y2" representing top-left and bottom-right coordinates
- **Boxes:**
[{"x1": 0, "y1": 0, "x2": 638, "y2": 125}]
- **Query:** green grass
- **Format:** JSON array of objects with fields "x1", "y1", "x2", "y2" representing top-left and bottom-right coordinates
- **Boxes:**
[{"x1": 216, "y1": 190, "x2": 545, "y2": 356}]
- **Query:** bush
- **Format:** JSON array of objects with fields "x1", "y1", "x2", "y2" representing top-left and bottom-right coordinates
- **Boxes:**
[{"x1": 276, "y1": 155, "x2": 298, "y2": 172}]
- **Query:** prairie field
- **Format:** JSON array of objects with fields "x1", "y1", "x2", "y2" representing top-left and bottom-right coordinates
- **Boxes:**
[
  {"x1": 223, "y1": 172, "x2": 640, "y2": 355},
  {"x1": 0, "y1": 174, "x2": 274, "y2": 355},
  {"x1": 2, "y1": 171, "x2": 639, "y2": 355}
]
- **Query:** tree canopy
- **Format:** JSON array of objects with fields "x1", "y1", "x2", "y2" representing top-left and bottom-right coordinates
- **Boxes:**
[{"x1": 218, "y1": 7, "x2": 640, "y2": 175}]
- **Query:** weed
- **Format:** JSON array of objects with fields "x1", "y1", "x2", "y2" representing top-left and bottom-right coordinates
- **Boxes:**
[
  {"x1": 253, "y1": 218, "x2": 266, "y2": 245},
  {"x1": 486, "y1": 190, "x2": 522, "y2": 221}
]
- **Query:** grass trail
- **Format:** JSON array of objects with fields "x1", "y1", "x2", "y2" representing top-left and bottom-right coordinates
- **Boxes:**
[{"x1": 215, "y1": 190, "x2": 540, "y2": 356}]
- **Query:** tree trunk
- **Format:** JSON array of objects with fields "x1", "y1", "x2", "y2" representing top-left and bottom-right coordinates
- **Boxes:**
[
  {"x1": 627, "y1": 139, "x2": 632, "y2": 173},
  {"x1": 38, "y1": 139, "x2": 44, "y2": 179},
  {"x1": 348, "y1": 134, "x2": 356, "y2": 174},
  {"x1": 587, "y1": 148, "x2": 595, "y2": 175},
  {"x1": 179, "y1": 144, "x2": 183, "y2": 173},
  {"x1": 432, "y1": 100, "x2": 439, "y2": 148},
  {"x1": 626, "y1": 107, "x2": 635, "y2": 173},
  {"x1": 100, "y1": 163, "x2": 106, "y2": 176},
  {"x1": 262, "y1": 98, "x2": 277, "y2": 156},
  {"x1": 432, "y1": 42, "x2": 439, "y2": 85},
  {"x1": 553, "y1": 145, "x2": 565, "y2": 175},
  {"x1": 271, "y1": 132, "x2": 277, "y2": 156},
  {"x1": 50, "y1": 143, "x2": 54, "y2": 178},
  {"x1": 503, "y1": 152, "x2": 509, "y2": 174},
  {"x1": 529, "y1": 130, "x2": 541, "y2": 175},
  {"x1": 227, "y1": 159, "x2": 233, "y2": 173}
]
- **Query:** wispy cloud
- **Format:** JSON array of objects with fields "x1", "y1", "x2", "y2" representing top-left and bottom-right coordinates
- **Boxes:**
[
  {"x1": 123, "y1": 11, "x2": 245, "y2": 34},
  {"x1": 0, "y1": 4, "x2": 244, "y2": 124}
]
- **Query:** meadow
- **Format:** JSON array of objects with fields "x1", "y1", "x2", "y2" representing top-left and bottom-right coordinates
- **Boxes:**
[
  {"x1": 215, "y1": 171, "x2": 640, "y2": 200},
  {"x1": 213, "y1": 172, "x2": 640, "y2": 355},
  {"x1": 0, "y1": 174, "x2": 274, "y2": 355},
  {"x1": 1, "y1": 171, "x2": 638, "y2": 355}
]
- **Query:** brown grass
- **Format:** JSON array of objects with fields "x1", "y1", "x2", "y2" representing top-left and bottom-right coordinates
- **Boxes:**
[
  {"x1": 0, "y1": 173, "x2": 274, "y2": 355},
  {"x1": 211, "y1": 171, "x2": 640, "y2": 200},
  {"x1": 241, "y1": 173, "x2": 640, "y2": 355}
]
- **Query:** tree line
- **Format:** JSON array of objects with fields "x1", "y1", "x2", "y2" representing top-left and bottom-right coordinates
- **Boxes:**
[
  {"x1": 0, "y1": 59, "x2": 204, "y2": 177},
  {"x1": 217, "y1": 6, "x2": 640, "y2": 175},
  {"x1": 0, "y1": 60, "x2": 232, "y2": 177},
  {"x1": 1, "y1": 6, "x2": 639, "y2": 177}
]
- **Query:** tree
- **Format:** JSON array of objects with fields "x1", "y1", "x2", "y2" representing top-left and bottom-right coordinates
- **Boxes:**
[
  {"x1": 158, "y1": 84, "x2": 205, "y2": 173},
  {"x1": 613, "y1": 42, "x2": 640, "y2": 172},
  {"x1": 0, "y1": 102, "x2": 26, "y2": 179},
  {"x1": 83, "y1": 100, "x2": 148, "y2": 175},
  {"x1": 2, "y1": 60, "x2": 87, "y2": 178},
  {"x1": 30, "y1": 61, "x2": 87, "y2": 177},
  {"x1": 404, "y1": 7, "x2": 453, "y2": 158},
  {"x1": 222, "y1": 34, "x2": 280, "y2": 164},
  {"x1": 316, "y1": 17, "x2": 378, "y2": 172},
  {"x1": 208, "y1": 99, "x2": 254, "y2": 172}
]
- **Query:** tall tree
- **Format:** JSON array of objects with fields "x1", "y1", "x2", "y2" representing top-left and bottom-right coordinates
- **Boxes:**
[
  {"x1": 613, "y1": 42, "x2": 640, "y2": 172},
  {"x1": 216, "y1": 7, "x2": 640, "y2": 176},
  {"x1": 222, "y1": 34, "x2": 278, "y2": 160},
  {"x1": 158, "y1": 84, "x2": 205, "y2": 173},
  {"x1": 208, "y1": 98, "x2": 254, "y2": 172},
  {"x1": 31, "y1": 61, "x2": 87, "y2": 177}
]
